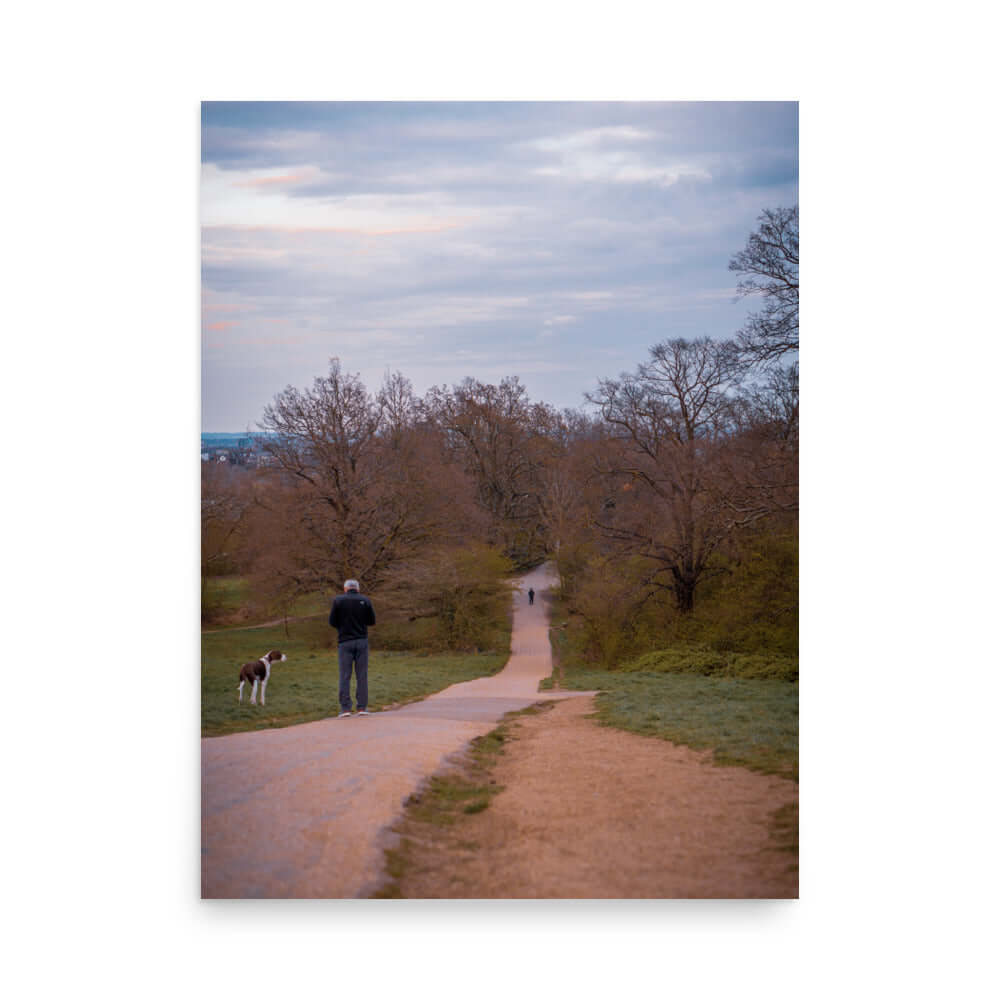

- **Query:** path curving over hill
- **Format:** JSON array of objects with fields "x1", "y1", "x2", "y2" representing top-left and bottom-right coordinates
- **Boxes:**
[{"x1": 201, "y1": 562, "x2": 586, "y2": 898}]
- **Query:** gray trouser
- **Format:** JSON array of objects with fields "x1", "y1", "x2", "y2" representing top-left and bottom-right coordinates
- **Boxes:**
[{"x1": 338, "y1": 638, "x2": 369, "y2": 711}]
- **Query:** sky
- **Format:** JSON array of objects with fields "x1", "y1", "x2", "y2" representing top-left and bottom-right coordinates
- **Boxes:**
[{"x1": 201, "y1": 101, "x2": 798, "y2": 431}]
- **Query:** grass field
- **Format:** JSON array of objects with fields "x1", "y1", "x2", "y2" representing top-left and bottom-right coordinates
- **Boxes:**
[
  {"x1": 202, "y1": 615, "x2": 509, "y2": 737},
  {"x1": 202, "y1": 576, "x2": 329, "y2": 626},
  {"x1": 544, "y1": 594, "x2": 798, "y2": 781},
  {"x1": 542, "y1": 667, "x2": 798, "y2": 780}
]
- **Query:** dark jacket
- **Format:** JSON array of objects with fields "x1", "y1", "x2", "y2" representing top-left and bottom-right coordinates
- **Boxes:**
[{"x1": 329, "y1": 590, "x2": 376, "y2": 643}]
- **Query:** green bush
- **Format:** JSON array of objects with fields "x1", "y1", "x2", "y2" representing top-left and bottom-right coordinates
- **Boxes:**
[
  {"x1": 555, "y1": 524, "x2": 797, "y2": 664},
  {"x1": 692, "y1": 528, "x2": 798, "y2": 656},
  {"x1": 379, "y1": 544, "x2": 514, "y2": 653},
  {"x1": 559, "y1": 553, "x2": 651, "y2": 667},
  {"x1": 622, "y1": 642, "x2": 797, "y2": 682}
]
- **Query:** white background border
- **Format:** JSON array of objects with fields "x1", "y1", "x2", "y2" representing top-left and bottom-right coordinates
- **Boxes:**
[{"x1": 6, "y1": 1, "x2": 997, "y2": 997}]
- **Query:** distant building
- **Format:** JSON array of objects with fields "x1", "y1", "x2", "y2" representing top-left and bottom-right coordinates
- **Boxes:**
[{"x1": 200, "y1": 436, "x2": 277, "y2": 468}]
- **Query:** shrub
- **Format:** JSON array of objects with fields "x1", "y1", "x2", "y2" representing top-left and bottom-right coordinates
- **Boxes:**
[
  {"x1": 621, "y1": 642, "x2": 797, "y2": 682},
  {"x1": 564, "y1": 554, "x2": 650, "y2": 667},
  {"x1": 379, "y1": 544, "x2": 514, "y2": 652}
]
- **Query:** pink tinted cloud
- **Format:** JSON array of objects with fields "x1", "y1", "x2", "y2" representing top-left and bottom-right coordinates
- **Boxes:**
[
  {"x1": 202, "y1": 222, "x2": 461, "y2": 237},
  {"x1": 205, "y1": 320, "x2": 238, "y2": 331},
  {"x1": 232, "y1": 171, "x2": 310, "y2": 188},
  {"x1": 229, "y1": 334, "x2": 313, "y2": 347}
]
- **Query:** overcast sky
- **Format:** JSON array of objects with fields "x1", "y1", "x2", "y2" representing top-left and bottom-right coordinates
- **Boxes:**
[{"x1": 201, "y1": 101, "x2": 797, "y2": 431}]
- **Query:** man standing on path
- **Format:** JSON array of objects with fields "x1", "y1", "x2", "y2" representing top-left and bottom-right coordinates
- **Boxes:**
[
  {"x1": 329, "y1": 578, "x2": 376, "y2": 718},
  {"x1": 528, "y1": 587, "x2": 535, "y2": 605}
]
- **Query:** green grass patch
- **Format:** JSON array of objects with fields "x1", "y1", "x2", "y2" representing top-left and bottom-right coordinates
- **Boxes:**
[
  {"x1": 403, "y1": 776, "x2": 500, "y2": 827},
  {"x1": 202, "y1": 575, "x2": 251, "y2": 611},
  {"x1": 621, "y1": 643, "x2": 797, "y2": 682},
  {"x1": 543, "y1": 590, "x2": 797, "y2": 780},
  {"x1": 202, "y1": 617, "x2": 508, "y2": 737},
  {"x1": 550, "y1": 667, "x2": 797, "y2": 781}
]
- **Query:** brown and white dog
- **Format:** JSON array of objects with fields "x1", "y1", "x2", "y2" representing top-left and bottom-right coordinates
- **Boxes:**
[{"x1": 237, "y1": 650, "x2": 287, "y2": 706}]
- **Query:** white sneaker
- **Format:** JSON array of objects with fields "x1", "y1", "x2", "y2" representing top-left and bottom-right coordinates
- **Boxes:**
[
  {"x1": 357, "y1": 709, "x2": 370, "y2": 716},
  {"x1": 337, "y1": 711, "x2": 352, "y2": 719}
]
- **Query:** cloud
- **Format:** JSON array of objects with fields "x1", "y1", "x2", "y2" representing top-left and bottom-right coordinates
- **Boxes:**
[
  {"x1": 232, "y1": 169, "x2": 315, "y2": 189},
  {"x1": 200, "y1": 124, "x2": 323, "y2": 165},
  {"x1": 528, "y1": 125, "x2": 656, "y2": 153},
  {"x1": 559, "y1": 290, "x2": 616, "y2": 301},
  {"x1": 201, "y1": 163, "x2": 477, "y2": 233},
  {"x1": 200, "y1": 102, "x2": 798, "y2": 430},
  {"x1": 532, "y1": 147, "x2": 711, "y2": 187},
  {"x1": 523, "y1": 123, "x2": 711, "y2": 187}
]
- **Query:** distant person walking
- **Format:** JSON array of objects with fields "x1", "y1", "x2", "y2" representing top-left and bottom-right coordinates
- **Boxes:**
[
  {"x1": 528, "y1": 587, "x2": 535, "y2": 606},
  {"x1": 329, "y1": 578, "x2": 376, "y2": 718}
]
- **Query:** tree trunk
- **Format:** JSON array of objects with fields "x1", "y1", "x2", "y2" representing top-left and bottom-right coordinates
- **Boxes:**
[{"x1": 672, "y1": 571, "x2": 697, "y2": 613}]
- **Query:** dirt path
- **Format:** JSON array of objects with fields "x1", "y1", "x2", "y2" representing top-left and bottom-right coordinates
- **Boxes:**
[
  {"x1": 385, "y1": 697, "x2": 798, "y2": 898},
  {"x1": 201, "y1": 563, "x2": 591, "y2": 898}
]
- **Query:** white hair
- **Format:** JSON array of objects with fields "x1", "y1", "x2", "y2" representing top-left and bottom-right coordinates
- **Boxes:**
[{"x1": 344, "y1": 579, "x2": 360, "y2": 591}]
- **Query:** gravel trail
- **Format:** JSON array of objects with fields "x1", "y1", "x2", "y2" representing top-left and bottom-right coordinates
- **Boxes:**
[{"x1": 201, "y1": 563, "x2": 587, "y2": 898}]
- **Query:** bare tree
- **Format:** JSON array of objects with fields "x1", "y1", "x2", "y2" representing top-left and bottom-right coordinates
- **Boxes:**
[
  {"x1": 729, "y1": 205, "x2": 799, "y2": 364},
  {"x1": 739, "y1": 361, "x2": 799, "y2": 446},
  {"x1": 720, "y1": 361, "x2": 799, "y2": 525},
  {"x1": 256, "y1": 359, "x2": 435, "y2": 595},
  {"x1": 201, "y1": 462, "x2": 253, "y2": 575},
  {"x1": 423, "y1": 376, "x2": 548, "y2": 564},
  {"x1": 378, "y1": 370, "x2": 419, "y2": 448},
  {"x1": 588, "y1": 337, "x2": 749, "y2": 612}
]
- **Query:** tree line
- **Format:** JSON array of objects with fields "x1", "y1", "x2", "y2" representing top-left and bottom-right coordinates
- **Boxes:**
[{"x1": 203, "y1": 206, "x2": 798, "y2": 660}]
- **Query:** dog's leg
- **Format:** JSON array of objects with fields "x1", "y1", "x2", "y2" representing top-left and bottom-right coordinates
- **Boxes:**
[
  {"x1": 250, "y1": 678, "x2": 258, "y2": 705},
  {"x1": 238, "y1": 680, "x2": 244, "y2": 703},
  {"x1": 260, "y1": 677, "x2": 267, "y2": 706}
]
